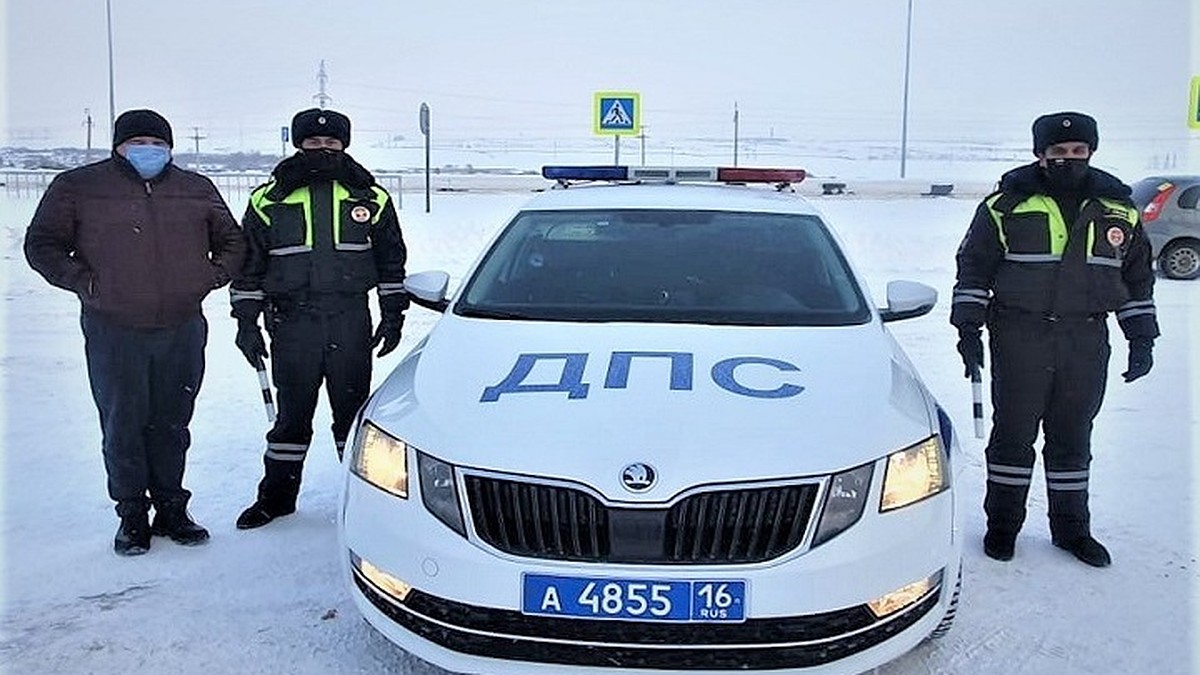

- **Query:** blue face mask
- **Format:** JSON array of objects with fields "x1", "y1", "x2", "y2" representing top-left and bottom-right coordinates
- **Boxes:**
[{"x1": 123, "y1": 145, "x2": 171, "y2": 179}]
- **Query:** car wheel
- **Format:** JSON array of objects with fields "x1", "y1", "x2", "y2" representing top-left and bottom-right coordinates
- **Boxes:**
[
  {"x1": 928, "y1": 565, "x2": 961, "y2": 640},
  {"x1": 1159, "y1": 240, "x2": 1200, "y2": 280}
]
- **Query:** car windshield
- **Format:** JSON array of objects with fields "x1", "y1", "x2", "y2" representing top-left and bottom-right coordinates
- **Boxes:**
[{"x1": 456, "y1": 208, "x2": 871, "y2": 326}]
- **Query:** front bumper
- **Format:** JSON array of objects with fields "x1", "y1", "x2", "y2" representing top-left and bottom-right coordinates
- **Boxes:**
[
  {"x1": 351, "y1": 561, "x2": 942, "y2": 672},
  {"x1": 341, "y1": 463, "x2": 960, "y2": 674}
]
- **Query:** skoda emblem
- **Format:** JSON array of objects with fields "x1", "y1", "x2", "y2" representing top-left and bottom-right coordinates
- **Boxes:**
[{"x1": 621, "y1": 463, "x2": 656, "y2": 492}]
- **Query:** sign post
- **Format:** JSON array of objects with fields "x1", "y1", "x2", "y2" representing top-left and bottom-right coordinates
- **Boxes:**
[
  {"x1": 593, "y1": 92, "x2": 641, "y2": 165},
  {"x1": 280, "y1": 125, "x2": 289, "y2": 158},
  {"x1": 420, "y1": 102, "x2": 431, "y2": 213}
]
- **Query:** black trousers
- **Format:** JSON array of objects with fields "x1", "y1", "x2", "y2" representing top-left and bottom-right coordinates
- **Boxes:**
[
  {"x1": 82, "y1": 311, "x2": 207, "y2": 516},
  {"x1": 983, "y1": 313, "x2": 1109, "y2": 539},
  {"x1": 256, "y1": 301, "x2": 373, "y2": 502}
]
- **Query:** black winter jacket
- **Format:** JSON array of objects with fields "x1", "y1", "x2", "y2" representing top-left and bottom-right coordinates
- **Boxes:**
[
  {"x1": 950, "y1": 163, "x2": 1158, "y2": 341},
  {"x1": 24, "y1": 155, "x2": 246, "y2": 329}
]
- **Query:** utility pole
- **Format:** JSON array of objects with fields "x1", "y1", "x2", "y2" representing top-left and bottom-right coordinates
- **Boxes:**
[
  {"x1": 733, "y1": 102, "x2": 740, "y2": 167},
  {"x1": 900, "y1": 0, "x2": 914, "y2": 178},
  {"x1": 105, "y1": 0, "x2": 116, "y2": 137},
  {"x1": 83, "y1": 108, "x2": 95, "y2": 159},
  {"x1": 189, "y1": 126, "x2": 206, "y2": 169},
  {"x1": 420, "y1": 102, "x2": 431, "y2": 213},
  {"x1": 313, "y1": 60, "x2": 332, "y2": 109},
  {"x1": 638, "y1": 126, "x2": 648, "y2": 166}
]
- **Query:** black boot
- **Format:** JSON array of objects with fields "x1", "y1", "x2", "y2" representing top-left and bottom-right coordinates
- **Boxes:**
[
  {"x1": 1052, "y1": 534, "x2": 1111, "y2": 567},
  {"x1": 237, "y1": 458, "x2": 301, "y2": 530},
  {"x1": 983, "y1": 529, "x2": 1017, "y2": 561},
  {"x1": 236, "y1": 498, "x2": 296, "y2": 529},
  {"x1": 114, "y1": 509, "x2": 151, "y2": 556},
  {"x1": 151, "y1": 496, "x2": 210, "y2": 545}
]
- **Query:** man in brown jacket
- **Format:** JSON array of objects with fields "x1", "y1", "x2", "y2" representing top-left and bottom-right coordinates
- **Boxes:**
[{"x1": 24, "y1": 108, "x2": 246, "y2": 556}]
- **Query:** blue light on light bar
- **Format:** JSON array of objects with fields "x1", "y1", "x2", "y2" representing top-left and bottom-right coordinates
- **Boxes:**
[{"x1": 542, "y1": 165, "x2": 629, "y2": 181}]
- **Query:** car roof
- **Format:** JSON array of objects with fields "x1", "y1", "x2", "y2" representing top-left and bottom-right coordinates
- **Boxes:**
[
  {"x1": 519, "y1": 183, "x2": 825, "y2": 216},
  {"x1": 1135, "y1": 175, "x2": 1200, "y2": 185}
]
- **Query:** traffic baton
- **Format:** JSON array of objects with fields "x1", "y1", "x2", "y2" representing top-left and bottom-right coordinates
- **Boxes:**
[
  {"x1": 254, "y1": 356, "x2": 277, "y2": 423},
  {"x1": 970, "y1": 368, "x2": 984, "y2": 439}
]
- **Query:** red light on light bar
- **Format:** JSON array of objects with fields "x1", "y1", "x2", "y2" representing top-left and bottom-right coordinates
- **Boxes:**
[{"x1": 716, "y1": 167, "x2": 807, "y2": 183}]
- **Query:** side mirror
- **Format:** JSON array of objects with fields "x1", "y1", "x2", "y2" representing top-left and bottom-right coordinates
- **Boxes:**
[
  {"x1": 404, "y1": 270, "x2": 451, "y2": 313},
  {"x1": 879, "y1": 280, "x2": 937, "y2": 322}
]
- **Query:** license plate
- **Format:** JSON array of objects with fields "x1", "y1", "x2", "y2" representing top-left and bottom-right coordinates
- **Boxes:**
[{"x1": 522, "y1": 573, "x2": 746, "y2": 622}]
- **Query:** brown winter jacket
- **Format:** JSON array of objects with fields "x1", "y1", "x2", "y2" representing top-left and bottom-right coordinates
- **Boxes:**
[{"x1": 24, "y1": 155, "x2": 246, "y2": 329}]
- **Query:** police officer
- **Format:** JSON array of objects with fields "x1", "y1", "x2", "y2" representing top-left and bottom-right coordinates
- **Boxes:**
[
  {"x1": 951, "y1": 112, "x2": 1158, "y2": 567},
  {"x1": 230, "y1": 108, "x2": 408, "y2": 529}
]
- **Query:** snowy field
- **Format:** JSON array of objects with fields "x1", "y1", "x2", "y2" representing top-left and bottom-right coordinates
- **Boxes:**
[{"x1": 1, "y1": 184, "x2": 1196, "y2": 675}]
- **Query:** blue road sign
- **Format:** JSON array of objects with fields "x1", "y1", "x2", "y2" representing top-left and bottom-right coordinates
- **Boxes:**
[{"x1": 594, "y1": 92, "x2": 641, "y2": 136}]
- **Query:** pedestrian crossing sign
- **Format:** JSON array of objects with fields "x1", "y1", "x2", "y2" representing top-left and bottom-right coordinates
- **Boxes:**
[{"x1": 594, "y1": 92, "x2": 641, "y2": 136}]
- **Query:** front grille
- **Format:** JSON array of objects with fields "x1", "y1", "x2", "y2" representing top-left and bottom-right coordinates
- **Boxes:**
[
  {"x1": 465, "y1": 476, "x2": 610, "y2": 560},
  {"x1": 465, "y1": 476, "x2": 818, "y2": 564},
  {"x1": 353, "y1": 571, "x2": 942, "y2": 670}
]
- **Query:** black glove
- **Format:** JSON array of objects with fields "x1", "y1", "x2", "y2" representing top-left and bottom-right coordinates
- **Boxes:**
[
  {"x1": 956, "y1": 330, "x2": 985, "y2": 379},
  {"x1": 1122, "y1": 338, "x2": 1153, "y2": 383},
  {"x1": 371, "y1": 315, "x2": 404, "y2": 357},
  {"x1": 235, "y1": 319, "x2": 269, "y2": 367}
]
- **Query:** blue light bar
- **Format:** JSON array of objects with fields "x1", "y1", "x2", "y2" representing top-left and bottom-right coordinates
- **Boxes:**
[{"x1": 542, "y1": 165, "x2": 629, "y2": 181}]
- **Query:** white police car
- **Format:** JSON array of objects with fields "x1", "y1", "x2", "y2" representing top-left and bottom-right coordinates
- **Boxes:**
[{"x1": 340, "y1": 165, "x2": 962, "y2": 674}]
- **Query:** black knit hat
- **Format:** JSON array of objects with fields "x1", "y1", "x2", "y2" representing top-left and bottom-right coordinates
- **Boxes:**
[
  {"x1": 112, "y1": 109, "x2": 174, "y2": 148},
  {"x1": 1032, "y1": 111, "x2": 1098, "y2": 155},
  {"x1": 291, "y1": 108, "x2": 351, "y2": 148}
]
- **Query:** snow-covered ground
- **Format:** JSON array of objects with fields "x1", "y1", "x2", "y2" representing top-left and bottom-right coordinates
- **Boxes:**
[{"x1": 1, "y1": 183, "x2": 1196, "y2": 675}]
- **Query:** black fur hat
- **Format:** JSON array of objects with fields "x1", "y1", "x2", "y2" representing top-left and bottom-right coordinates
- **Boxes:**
[
  {"x1": 113, "y1": 109, "x2": 174, "y2": 148},
  {"x1": 291, "y1": 108, "x2": 351, "y2": 148},
  {"x1": 1032, "y1": 111, "x2": 1098, "y2": 155}
]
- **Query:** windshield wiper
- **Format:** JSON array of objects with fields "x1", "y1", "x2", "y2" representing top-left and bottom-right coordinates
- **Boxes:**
[{"x1": 457, "y1": 306, "x2": 537, "y2": 320}]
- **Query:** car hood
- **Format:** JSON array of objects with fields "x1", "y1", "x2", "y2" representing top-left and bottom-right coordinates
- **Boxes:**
[{"x1": 366, "y1": 316, "x2": 937, "y2": 503}]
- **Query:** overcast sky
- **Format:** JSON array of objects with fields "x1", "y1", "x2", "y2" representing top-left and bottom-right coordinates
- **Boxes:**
[{"x1": 2, "y1": 0, "x2": 1195, "y2": 163}]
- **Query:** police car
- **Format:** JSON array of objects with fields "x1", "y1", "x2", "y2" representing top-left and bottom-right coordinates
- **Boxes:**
[{"x1": 339, "y1": 165, "x2": 963, "y2": 674}]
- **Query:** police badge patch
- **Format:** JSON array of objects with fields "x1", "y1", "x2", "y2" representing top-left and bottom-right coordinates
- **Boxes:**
[
  {"x1": 1106, "y1": 226, "x2": 1125, "y2": 248},
  {"x1": 351, "y1": 205, "x2": 372, "y2": 223}
]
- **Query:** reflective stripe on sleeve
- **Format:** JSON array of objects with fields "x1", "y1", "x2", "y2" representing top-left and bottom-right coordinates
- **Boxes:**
[
  {"x1": 953, "y1": 288, "x2": 991, "y2": 306},
  {"x1": 230, "y1": 289, "x2": 266, "y2": 303},
  {"x1": 1116, "y1": 300, "x2": 1156, "y2": 321}
]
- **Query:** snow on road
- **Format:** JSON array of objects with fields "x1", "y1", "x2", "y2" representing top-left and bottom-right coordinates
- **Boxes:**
[{"x1": 1, "y1": 188, "x2": 1195, "y2": 675}]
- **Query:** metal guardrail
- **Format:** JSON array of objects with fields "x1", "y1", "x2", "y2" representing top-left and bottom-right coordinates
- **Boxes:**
[{"x1": 2, "y1": 170, "x2": 403, "y2": 209}]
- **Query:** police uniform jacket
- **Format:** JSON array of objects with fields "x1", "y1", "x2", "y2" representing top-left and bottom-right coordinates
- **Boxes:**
[
  {"x1": 951, "y1": 163, "x2": 1159, "y2": 341},
  {"x1": 230, "y1": 153, "x2": 408, "y2": 319}
]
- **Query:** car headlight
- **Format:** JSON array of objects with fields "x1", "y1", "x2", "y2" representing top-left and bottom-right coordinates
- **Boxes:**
[
  {"x1": 880, "y1": 435, "x2": 947, "y2": 512},
  {"x1": 811, "y1": 462, "x2": 873, "y2": 547},
  {"x1": 349, "y1": 420, "x2": 408, "y2": 499},
  {"x1": 417, "y1": 452, "x2": 466, "y2": 537}
]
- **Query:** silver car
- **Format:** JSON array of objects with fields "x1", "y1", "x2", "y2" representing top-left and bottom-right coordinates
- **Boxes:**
[{"x1": 1132, "y1": 175, "x2": 1200, "y2": 280}]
